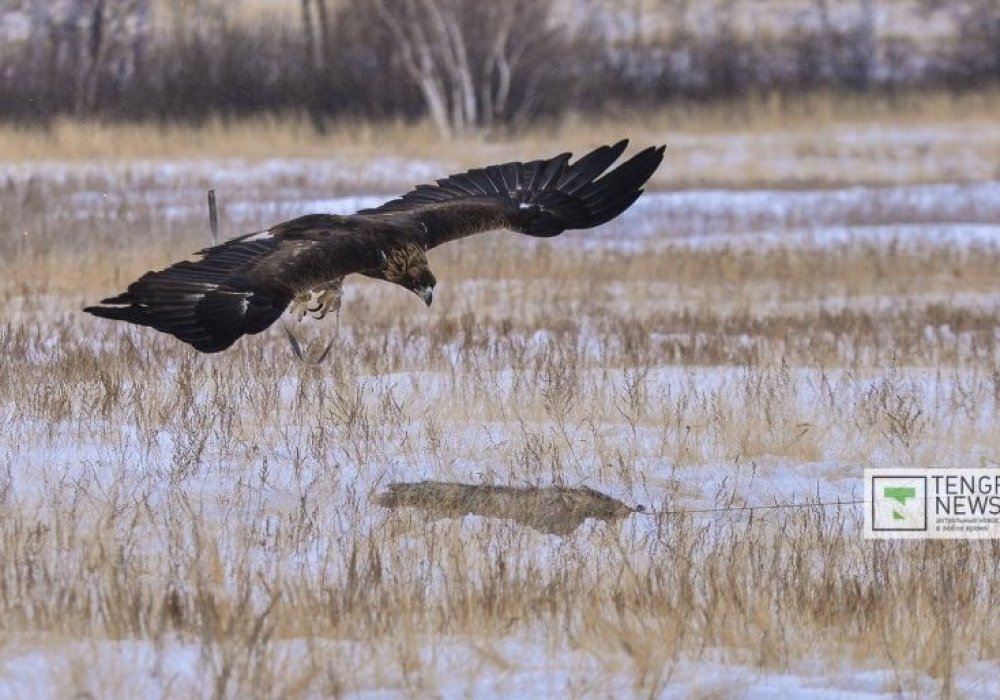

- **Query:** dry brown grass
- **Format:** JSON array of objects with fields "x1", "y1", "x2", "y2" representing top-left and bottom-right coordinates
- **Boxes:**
[
  {"x1": 2, "y1": 90, "x2": 999, "y2": 187},
  {"x1": 1, "y1": 129, "x2": 999, "y2": 696}
]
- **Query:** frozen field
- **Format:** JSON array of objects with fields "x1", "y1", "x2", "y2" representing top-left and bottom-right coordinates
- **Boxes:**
[{"x1": 1, "y1": 142, "x2": 999, "y2": 697}]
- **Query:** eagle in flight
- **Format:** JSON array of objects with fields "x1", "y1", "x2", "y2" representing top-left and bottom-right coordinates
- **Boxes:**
[{"x1": 85, "y1": 140, "x2": 665, "y2": 353}]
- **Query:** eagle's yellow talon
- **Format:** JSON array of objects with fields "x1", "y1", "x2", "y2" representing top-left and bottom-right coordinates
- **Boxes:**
[{"x1": 307, "y1": 283, "x2": 343, "y2": 321}]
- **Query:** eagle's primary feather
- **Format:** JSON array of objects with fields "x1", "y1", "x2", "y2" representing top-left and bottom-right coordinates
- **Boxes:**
[{"x1": 84, "y1": 140, "x2": 665, "y2": 353}]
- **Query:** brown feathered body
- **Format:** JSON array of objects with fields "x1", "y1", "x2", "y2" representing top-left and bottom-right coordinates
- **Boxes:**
[{"x1": 85, "y1": 140, "x2": 665, "y2": 352}]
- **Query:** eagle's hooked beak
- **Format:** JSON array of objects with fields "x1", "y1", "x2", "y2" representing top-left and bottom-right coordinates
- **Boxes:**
[{"x1": 416, "y1": 286, "x2": 433, "y2": 307}]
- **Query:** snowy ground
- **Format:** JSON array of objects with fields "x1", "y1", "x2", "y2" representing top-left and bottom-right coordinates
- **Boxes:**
[
  {"x1": 2, "y1": 638, "x2": 999, "y2": 699},
  {"x1": 1, "y1": 151, "x2": 999, "y2": 697}
]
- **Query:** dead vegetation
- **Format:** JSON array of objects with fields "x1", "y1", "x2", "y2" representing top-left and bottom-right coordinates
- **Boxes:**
[
  {"x1": 0, "y1": 130, "x2": 999, "y2": 695},
  {"x1": 1, "y1": 89, "x2": 999, "y2": 189}
]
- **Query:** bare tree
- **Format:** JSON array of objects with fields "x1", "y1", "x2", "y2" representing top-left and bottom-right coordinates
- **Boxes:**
[
  {"x1": 369, "y1": 0, "x2": 558, "y2": 136},
  {"x1": 813, "y1": 0, "x2": 879, "y2": 88},
  {"x1": 919, "y1": 0, "x2": 1000, "y2": 80},
  {"x1": 18, "y1": 0, "x2": 149, "y2": 115}
]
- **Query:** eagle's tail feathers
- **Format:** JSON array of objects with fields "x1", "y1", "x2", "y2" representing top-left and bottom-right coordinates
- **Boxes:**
[{"x1": 84, "y1": 244, "x2": 291, "y2": 353}]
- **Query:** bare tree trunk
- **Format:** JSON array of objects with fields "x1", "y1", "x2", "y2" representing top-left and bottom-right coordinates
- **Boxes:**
[
  {"x1": 301, "y1": 0, "x2": 322, "y2": 71},
  {"x1": 856, "y1": 0, "x2": 878, "y2": 89},
  {"x1": 315, "y1": 0, "x2": 331, "y2": 69},
  {"x1": 480, "y1": 4, "x2": 516, "y2": 130},
  {"x1": 129, "y1": 0, "x2": 151, "y2": 95},
  {"x1": 78, "y1": 0, "x2": 106, "y2": 114}
]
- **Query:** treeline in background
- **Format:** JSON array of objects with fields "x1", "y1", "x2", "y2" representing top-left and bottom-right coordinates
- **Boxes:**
[{"x1": 1, "y1": 0, "x2": 998, "y2": 136}]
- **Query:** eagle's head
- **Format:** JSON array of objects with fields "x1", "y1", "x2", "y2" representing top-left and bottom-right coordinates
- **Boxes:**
[{"x1": 381, "y1": 242, "x2": 436, "y2": 306}]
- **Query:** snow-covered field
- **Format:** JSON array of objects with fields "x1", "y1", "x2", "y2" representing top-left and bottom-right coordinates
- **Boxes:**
[{"x1": 1, "y1": 146, "x2": 999, "y2": 698}]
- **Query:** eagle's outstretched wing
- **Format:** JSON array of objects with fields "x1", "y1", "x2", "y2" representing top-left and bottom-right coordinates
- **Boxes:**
[
  {"x1": 83, "y1": 214, "x2": 373, "y2": 353},
  {"x1": 356, "y1": 139, "x2": 664, "y2": 249}
]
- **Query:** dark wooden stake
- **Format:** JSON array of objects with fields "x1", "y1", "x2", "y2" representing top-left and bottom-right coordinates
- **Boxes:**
[{"x1": 207, "y1": 189, "x2": 219, "y2": 245}]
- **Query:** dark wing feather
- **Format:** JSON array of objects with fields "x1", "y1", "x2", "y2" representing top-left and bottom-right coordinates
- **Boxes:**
[
  {"x1": 356, "y1": 140, "x2": 665, "y2": 249},
  {"x1": 84, "y1": 214, "x2": 372, "y2": 353},
  {"x1": 84, "y1": 235, "x2": 294, "y2": 353}
]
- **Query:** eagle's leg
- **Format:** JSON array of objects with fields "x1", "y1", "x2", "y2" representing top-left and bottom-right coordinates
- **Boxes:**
[
  {"x1": 288, "y1": 279, "x2": 343, "y2": 323},
  {"x1": 307, "y1": 278, "x2": 343, "y2": 321},
  {"x1": 288, "y1": 292, "x2": 312, "y2": 321},
  {"x1": 282, "y1": 279, "x2": 343, "y2": 364}
]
